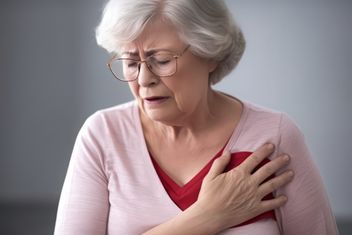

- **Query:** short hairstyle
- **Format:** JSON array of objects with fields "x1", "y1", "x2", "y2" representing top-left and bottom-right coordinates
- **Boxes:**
[{"x1": 96, "y1": 0, "x2": 246, "y2": 84}]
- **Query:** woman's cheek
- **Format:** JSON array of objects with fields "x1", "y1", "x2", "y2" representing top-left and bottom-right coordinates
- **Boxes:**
[{"x1": 128, "y1": 82, "x2": 139, "y2": 99}]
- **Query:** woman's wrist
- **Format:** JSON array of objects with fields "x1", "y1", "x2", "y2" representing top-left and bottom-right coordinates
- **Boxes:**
[{"x1": 184, "y1": 202, "x2": 223, "y2": 234}]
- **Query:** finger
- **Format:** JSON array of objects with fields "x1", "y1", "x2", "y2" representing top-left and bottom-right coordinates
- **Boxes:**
[
  {"x1": 258, "y1": 170, "x2": 294, "y2": 198},
  {"x1": 206, "y1": 151, "x2": 231, "y2": 180},
  {"x1": 240, "y1": 144, "x2": 274, "y2": 173},
  {"x1": 259, "y1": 195, "x2": 288, "y2": 213},
  {"x1": 252, "y1": 154, "x2": 290, "y2": 185}
]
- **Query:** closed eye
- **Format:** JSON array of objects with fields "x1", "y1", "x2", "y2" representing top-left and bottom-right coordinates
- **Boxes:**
[
  {"x1": 150, "y1": 54, "x2": 173, "y2": 66},
  {"x1": 156, "y1": 59, "x2": 171, "y2": 65},
  {"x1": 125, "y1": 61, "x2": 139, "y2": 68}
]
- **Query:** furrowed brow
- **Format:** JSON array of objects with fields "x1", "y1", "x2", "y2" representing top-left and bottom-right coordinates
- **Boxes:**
[
  {"x1": 120, "y1": 48, "x2": 170, "y2": 58},
  {"x1": 121, "y1": 51, "x2": 139, "y2": 57}
]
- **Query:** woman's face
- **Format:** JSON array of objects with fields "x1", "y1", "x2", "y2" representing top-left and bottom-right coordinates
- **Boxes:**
[{"x1": 122, "y1": 19, "x2": 216, "y2": 124}]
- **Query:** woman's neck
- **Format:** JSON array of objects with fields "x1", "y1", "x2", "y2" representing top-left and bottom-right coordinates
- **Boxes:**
[{"x1": 140, "y1": 89, "x2": 240, "y2": 143}]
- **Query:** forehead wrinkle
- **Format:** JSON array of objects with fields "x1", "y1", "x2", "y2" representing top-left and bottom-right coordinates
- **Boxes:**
[
  {"x1": 121, "y1": 47, "x2": 178, "y2": 58},
  {"x1": 120, "y1": 39, "x2": 157, "y2": 57},
  {"x1": 120, "y1": 49, "x2": 157, "y2": 58},
  {"x1": 120, "y1": 18, "x2": 184, "y2": 57}
]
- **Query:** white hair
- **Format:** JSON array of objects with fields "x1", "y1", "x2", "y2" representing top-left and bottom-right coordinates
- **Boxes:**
[{"x1": 96, "y1": 0, "x2": 246, "y2": 84}]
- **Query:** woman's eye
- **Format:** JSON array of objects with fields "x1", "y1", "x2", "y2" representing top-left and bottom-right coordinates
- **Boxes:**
[
  {"x1": 156, "y1": 59, "x2": 171, "y2": 65},
  {"x1": 152, "y1": 55, "x2": 172, "y2": 65},
  {"x1": 126, "y1": 61, "x2": 138, "y2": 68}
]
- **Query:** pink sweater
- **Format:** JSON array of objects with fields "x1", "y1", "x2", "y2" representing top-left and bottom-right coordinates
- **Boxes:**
[{"x1": 54, "y1": 99, "x2": 338, "y2": 235}]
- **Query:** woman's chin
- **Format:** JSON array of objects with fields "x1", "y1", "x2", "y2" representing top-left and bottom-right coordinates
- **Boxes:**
[
  {"x1": 143, "y1": 107, "x2": 183, "y2": 125},
  {"x1": 145, "y1": 109, "x2": 171, "y2": 122}
]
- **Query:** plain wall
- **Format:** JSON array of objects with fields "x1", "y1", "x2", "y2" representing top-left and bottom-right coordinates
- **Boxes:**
[{"x1": 1, "y1": 0, "x2": 351, "y2": 222}]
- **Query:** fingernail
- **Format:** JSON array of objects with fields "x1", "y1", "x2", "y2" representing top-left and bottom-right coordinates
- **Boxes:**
[
  {"x1": 267, "y1": 143, "x2": 274, "y2": 150},
  {"x1": 283, "y1": 155, "x2": 290, "y2": 161}
]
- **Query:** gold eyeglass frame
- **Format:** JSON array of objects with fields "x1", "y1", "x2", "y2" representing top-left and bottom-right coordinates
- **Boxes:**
[{"x1": 107, "y1": 45, "x2": 190, "y2": 82}]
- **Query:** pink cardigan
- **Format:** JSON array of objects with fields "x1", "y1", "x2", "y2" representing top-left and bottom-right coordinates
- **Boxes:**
[{"x1": 54, "y1": 99, "x2": 338, "y2": 235}]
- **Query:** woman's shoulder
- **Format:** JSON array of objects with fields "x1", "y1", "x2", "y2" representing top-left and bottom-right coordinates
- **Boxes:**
[
  {"x1": 84, "y1": 100, "x2": 137, "y2": 126},
  {"x1": 78, "y1": 100, "x2": 139, "y2": 140},
  {"x1": 233, "y1": 98, "x2": 304, "y2": 150},
  {"x1": 242, "y1": 100, "x2": 281, "y2": 117},
  {"x1": 241, "y1": 99, "x2": 299, "y2": 130},
  {"x1": 93, "y1": 100, "x2": 136, "y2": 118}
]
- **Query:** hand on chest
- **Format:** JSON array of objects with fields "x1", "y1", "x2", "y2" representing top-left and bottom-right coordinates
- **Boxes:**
[{"x1": 151, "y1": 151, "x2": 276, "y2": 227}]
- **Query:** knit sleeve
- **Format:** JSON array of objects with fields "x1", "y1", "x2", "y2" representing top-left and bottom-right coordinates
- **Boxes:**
[
  {"x1": 54, "y1": 112, "x2": 109, "y2": 235},
  {"x1": 275, "y1": 113, "x2": 338, "y2": 235}
]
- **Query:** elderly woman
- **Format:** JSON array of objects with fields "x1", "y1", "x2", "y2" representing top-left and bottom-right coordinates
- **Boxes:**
[{"x1": 54, "y1": 0, "x2": 338, "y2": 234}]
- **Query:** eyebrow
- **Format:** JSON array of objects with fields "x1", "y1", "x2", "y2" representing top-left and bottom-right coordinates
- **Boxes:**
[{"x1": 121, "y1": 48, "x2": 175, "y2": 57}]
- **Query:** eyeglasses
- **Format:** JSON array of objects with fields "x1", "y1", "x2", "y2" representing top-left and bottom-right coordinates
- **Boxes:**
[{"x1": 107, "y1": 45, "x2": 190, "y2": 82}]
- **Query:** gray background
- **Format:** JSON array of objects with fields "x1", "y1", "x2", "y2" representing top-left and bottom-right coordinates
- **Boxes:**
[{"x1": 1, "y1": 0, "x2": 351, "y2": 234}]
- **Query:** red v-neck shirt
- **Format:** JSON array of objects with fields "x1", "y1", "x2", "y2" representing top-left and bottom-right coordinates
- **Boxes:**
[
  {"x1": 55, "y1": 100, "x2": 338, "y2": 234},
  {"x1": 150, "y1": 150, "x2": 276, "y2": 227}
]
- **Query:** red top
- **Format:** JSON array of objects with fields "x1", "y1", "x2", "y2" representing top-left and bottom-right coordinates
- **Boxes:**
[{"x1": 150, "y1": 150, "x2": 276, "y2": 227}]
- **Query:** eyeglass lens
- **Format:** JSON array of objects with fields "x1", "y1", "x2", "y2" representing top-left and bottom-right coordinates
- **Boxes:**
[{"x1": 110, "y1": 53, "x2": 177, "y2": 81}]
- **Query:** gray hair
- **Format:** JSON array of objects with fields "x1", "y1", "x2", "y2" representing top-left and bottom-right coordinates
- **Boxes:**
[{"x1": 95, "y1": 0, "x2": 246, "y2": 84}]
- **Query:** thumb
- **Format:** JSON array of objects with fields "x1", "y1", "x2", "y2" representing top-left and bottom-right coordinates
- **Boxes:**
[{"x1": 206, "y1": 151, "x2": 231, "y2": 180}]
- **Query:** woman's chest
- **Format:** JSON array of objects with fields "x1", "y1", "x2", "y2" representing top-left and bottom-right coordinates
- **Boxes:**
[
  {"x1": 149, "y1": 142, "x2": 223, "y2": 186},
  {"x1": 106, "y1": 167, "x2": 280, "y2": 235}
]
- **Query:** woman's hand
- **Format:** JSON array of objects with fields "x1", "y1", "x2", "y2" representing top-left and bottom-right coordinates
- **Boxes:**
[
  {"x1": 143, "y1": 144, "x2": 293, "y2": 235},
  {"x1": 195, "y1": 143, "x2": 293, "y2": 232}
]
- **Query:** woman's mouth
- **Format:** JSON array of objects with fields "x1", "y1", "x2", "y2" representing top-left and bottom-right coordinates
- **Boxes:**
[{"x1": 144, "y1": 96, "x2": 169, "y2": 105}]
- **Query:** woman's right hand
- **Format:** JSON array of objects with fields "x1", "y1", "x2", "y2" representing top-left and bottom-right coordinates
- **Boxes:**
[
  {"x1": 143, "y1": 144, "x2": 293, "y2": 235},
  {"x1": 195, "y1": 143, "x2": 294, "y2": 232}
]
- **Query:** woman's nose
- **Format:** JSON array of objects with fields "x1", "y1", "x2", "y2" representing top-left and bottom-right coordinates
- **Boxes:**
[{"x1": 137, "y1": 62, "x2": 159, "y2": 87}]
